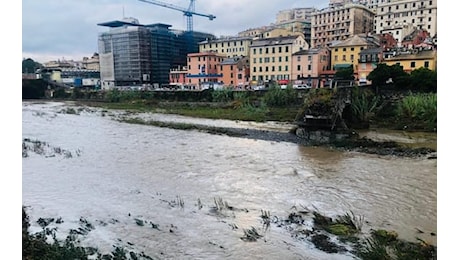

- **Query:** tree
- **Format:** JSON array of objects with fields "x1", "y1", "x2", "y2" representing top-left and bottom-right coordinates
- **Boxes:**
[
  {"x1": 334, "y1": 65, "x2": 354, "y2": 80},
  {"x1": 367, "y1": 63, "x2": 408, "y2": 87},
  {"x1": 22, "y1": 58, "x2": 43, "y2": 74},
  {"x1": 408, "y1": 67, "x2": 437, "y2": 92}
]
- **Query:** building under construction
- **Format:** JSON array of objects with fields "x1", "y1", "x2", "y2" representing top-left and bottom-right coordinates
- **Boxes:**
[{"x1": 97, "y1": 17, "x2": 215, "y2": 89}]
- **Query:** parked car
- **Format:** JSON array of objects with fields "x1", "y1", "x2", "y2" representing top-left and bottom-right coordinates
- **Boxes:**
[{"x1": 293, "y1": 84, "x2": 312, "y2": 89}]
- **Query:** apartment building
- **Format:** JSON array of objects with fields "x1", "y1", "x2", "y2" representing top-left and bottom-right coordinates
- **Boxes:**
[
  {"x1": 199, "y1": 36, "x2": 253, "y2": 58},
  {"x1": 276, "y1": 8, "x2": 317, "y2": 24},
  {"x1": 330, "y1": 34, "x2": 380, "y2": 72},
  {"x1": 382, "y1": 49, "x2": 436, "y2": 72},
  {"x1": 311, "y1": 3, "x2": 375, "y2": 48},
  {"x1": 356, "y1": 47, "x2": 382, "y2": 84},
  {"x1": 249, "y1": 35, "x2": 309, "y2": 84},
  {"x1": 291, "y1": 47, "x2": 330, "y2": 87},
  {"x1": 374, "y1": 0, "x2": 437, "y2": 43},
  {"x1": 82, "y1": 53, "x2": 100, "y2": 71},
  {"x1": 169, "y1": 66, "x2": 188, "y2": 87},
  {"x1": 186, "y1": 52, "x2": 226, "y2": 88},
  {"x1": 219, "y1": 56, "x2": 250, "y2": 88}
]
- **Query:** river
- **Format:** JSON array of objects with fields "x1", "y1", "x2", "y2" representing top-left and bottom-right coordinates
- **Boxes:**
[{"x1": 22, "y1": 101, "x2": 437, "y2": 259}]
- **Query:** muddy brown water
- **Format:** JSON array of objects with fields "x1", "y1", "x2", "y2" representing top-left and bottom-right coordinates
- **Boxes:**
[{"x1": 22, "y1": 101, "x2": 437, "y2": 259}]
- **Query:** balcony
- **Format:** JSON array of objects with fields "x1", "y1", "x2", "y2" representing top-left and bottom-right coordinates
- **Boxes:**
[{"x1": 358, "y1": 58, "x2": 379, "y2": 63}]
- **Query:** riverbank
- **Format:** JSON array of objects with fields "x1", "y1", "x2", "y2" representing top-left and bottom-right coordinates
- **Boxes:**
[{"x1": 68, "y1": 100, "x2": 436, "y2": 158}]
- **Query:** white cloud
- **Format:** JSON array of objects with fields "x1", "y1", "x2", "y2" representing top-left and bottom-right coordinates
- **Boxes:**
[{"x1": 23, "y1": 0, "x2": 329, "y2": 62}]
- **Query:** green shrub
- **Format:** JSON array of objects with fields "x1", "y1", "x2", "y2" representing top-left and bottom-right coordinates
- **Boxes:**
[
  {"x1": 263, "y1": 85, "x2": 298, "y2": 107},
  {"x1": 211, "y1": 88, "x2": 234, "y2": 102}
]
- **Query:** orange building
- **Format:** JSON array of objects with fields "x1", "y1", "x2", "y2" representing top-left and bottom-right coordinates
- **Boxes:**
[
  {"x1": 186, "y1": 52, "x2": 226, "y2": 89},
  {"x1": 219, "y1": 56, "x2": 250, "y2": 89}
]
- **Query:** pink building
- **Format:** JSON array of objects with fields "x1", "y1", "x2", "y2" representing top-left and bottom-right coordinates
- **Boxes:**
[
  {"x1": 169, "y1": 66, "x2": 188, "y2": 87},
  {"x1": 291, "y1": 47, "x2": 330, "y2": 88},
  {"x1": 186, "y1": 52, "x2": 226, "y2": 89}
]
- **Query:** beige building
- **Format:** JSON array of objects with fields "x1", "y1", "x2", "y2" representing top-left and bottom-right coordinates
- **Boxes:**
[
  {"x1": 249, "y1": 35, "x2": 309, "y2": 84},
  {"x1": 199, "y1": 36, "x2": 253, "y2": 58},
  {"x1": 82, "y1": 53, "x2": 100, "y2": 71},
  {"x1": 276, "y1": 8, "x2": 317, "y2": 24},
  {"x1": 311, "y1": 3, "x2": 375, "y2": 48},
  {"x1": 374, "y1": 0, "x2": 437, "y2": 41}
]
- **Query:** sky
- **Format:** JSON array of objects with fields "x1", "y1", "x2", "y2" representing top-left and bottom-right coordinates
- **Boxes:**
[{"x1": 22, "y1": 0, "x2": 329, "y2": 63}]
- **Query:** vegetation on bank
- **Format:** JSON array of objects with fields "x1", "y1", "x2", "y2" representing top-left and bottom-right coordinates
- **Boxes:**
[{"x1": 23, "y1": 75, "x2": 436, "y2": 132}]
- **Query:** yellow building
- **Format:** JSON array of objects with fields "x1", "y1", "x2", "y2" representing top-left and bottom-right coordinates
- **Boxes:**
[
  {"x1": 331, "y1": 34, "x2": 380, "y2": 72},
  {"x1": 250, "y1": 35, "x2": 309, "y2": 84},
  {"x1": 382, "y1": 49, "x2": 437, "y2": 73},
  {"x1": 199, "y1": 36, "x2": 253, "y2": 58}
]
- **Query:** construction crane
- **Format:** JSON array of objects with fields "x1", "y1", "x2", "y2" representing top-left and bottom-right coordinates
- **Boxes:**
[{"x1": 137, "y1": 0, "x2": 216, "y2": 32}]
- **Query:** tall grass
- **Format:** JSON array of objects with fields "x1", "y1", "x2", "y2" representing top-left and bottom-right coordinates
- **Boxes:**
[
  {"x1": 351, "y1": 88, "x2": 381, "y2": 122},
  {"x1": 263, "y1": 85, "x2": 298, "y2": 107},
  {"x1": 396, "y1": 93, "x2": 437, "y2": 130}
]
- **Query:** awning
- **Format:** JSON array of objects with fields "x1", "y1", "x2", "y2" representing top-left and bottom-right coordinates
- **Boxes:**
[{"x1": 333, "y1": 64, "x2": 352, "y2": 70}]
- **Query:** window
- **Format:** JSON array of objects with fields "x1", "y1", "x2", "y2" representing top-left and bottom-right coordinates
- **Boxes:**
[
  {"x1": 410, "y1": 61, "x2": 416, "y2": 68},
  {"x1": 259, "y1": 67, "x2": 262, "y2": 72},
  {"x1": 308, "y1": 55, "x2": 312, "y2": 61},
  {"x1": 285, "y1": 46, "x2": 289, "y2": 52},
  {"x1": 308, "y1": 64, "x2": 312, "y2": 70},
  {"x1": 279, "y1": 66, "x2": 282, "y2": 71},
  {"x1": 253, "y1": 67, "x2": 256, "y2": 72},
  {"x1": 253, "y1": 58, "x2": 256, "y2": 64},
  {"x1": 335, "y1": 48, "x2": 338, "y2": 52},
  {"x1": 424, "y1": 61, "x2": 429, "y2": 68},
  {"x1": 297, "y1": 56, "x2": 301, "y2": 62},
  {"x1": 279, "y1": 47, "x2": 282, "y2": 53},
  {"x1": 279, "y1": 57, "x2": 282, "y2": 62},
  {"x1": 272, "y1": 47, "x2": 276, "y2": 53},
  {"x1": 265, "y1": 67, "x2": 269, "y2": 72},
  {"x1": 230, "y1": 73, "x2": 234, "y2": 78},
  {"x1": 343, "y1": 48, "x2": 346, "y2": 51},
  {"x1": 272, "y1": 66, "x2": 275, "y2": 71},
  {"x1": 334, "y1": 55, "x2": 338, "y2": 61},
  {"x1": 351, "y1": 47, "x2": 354, "y2": 51},
  {"x1": 259, "y1": 58, "x2": 263, "y2": 63},
  {"x1": 342, "y1": 55, "x2": 346, "y2": 61},
  {"x1": 259, "y1": 48, "x2": 262, "y2": 54},
  {"x1": 350, "y1": 54, "x2": 354, "y2": 61},
  {"x1": 297, "y1": 65, "x2": 301, "y2": 71},
  {"x1": 265, "y1": 48, "x2": 269, "y2": 54},
  {"x1": 253, "y1": 49, "x2": 256, "y2": 55},
  {"x1": 285, "y1": 56, "x2": 289, "y2": 62},
  {"x1": 285, "y1": 66, "x2": 289, "y2": 71}
]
